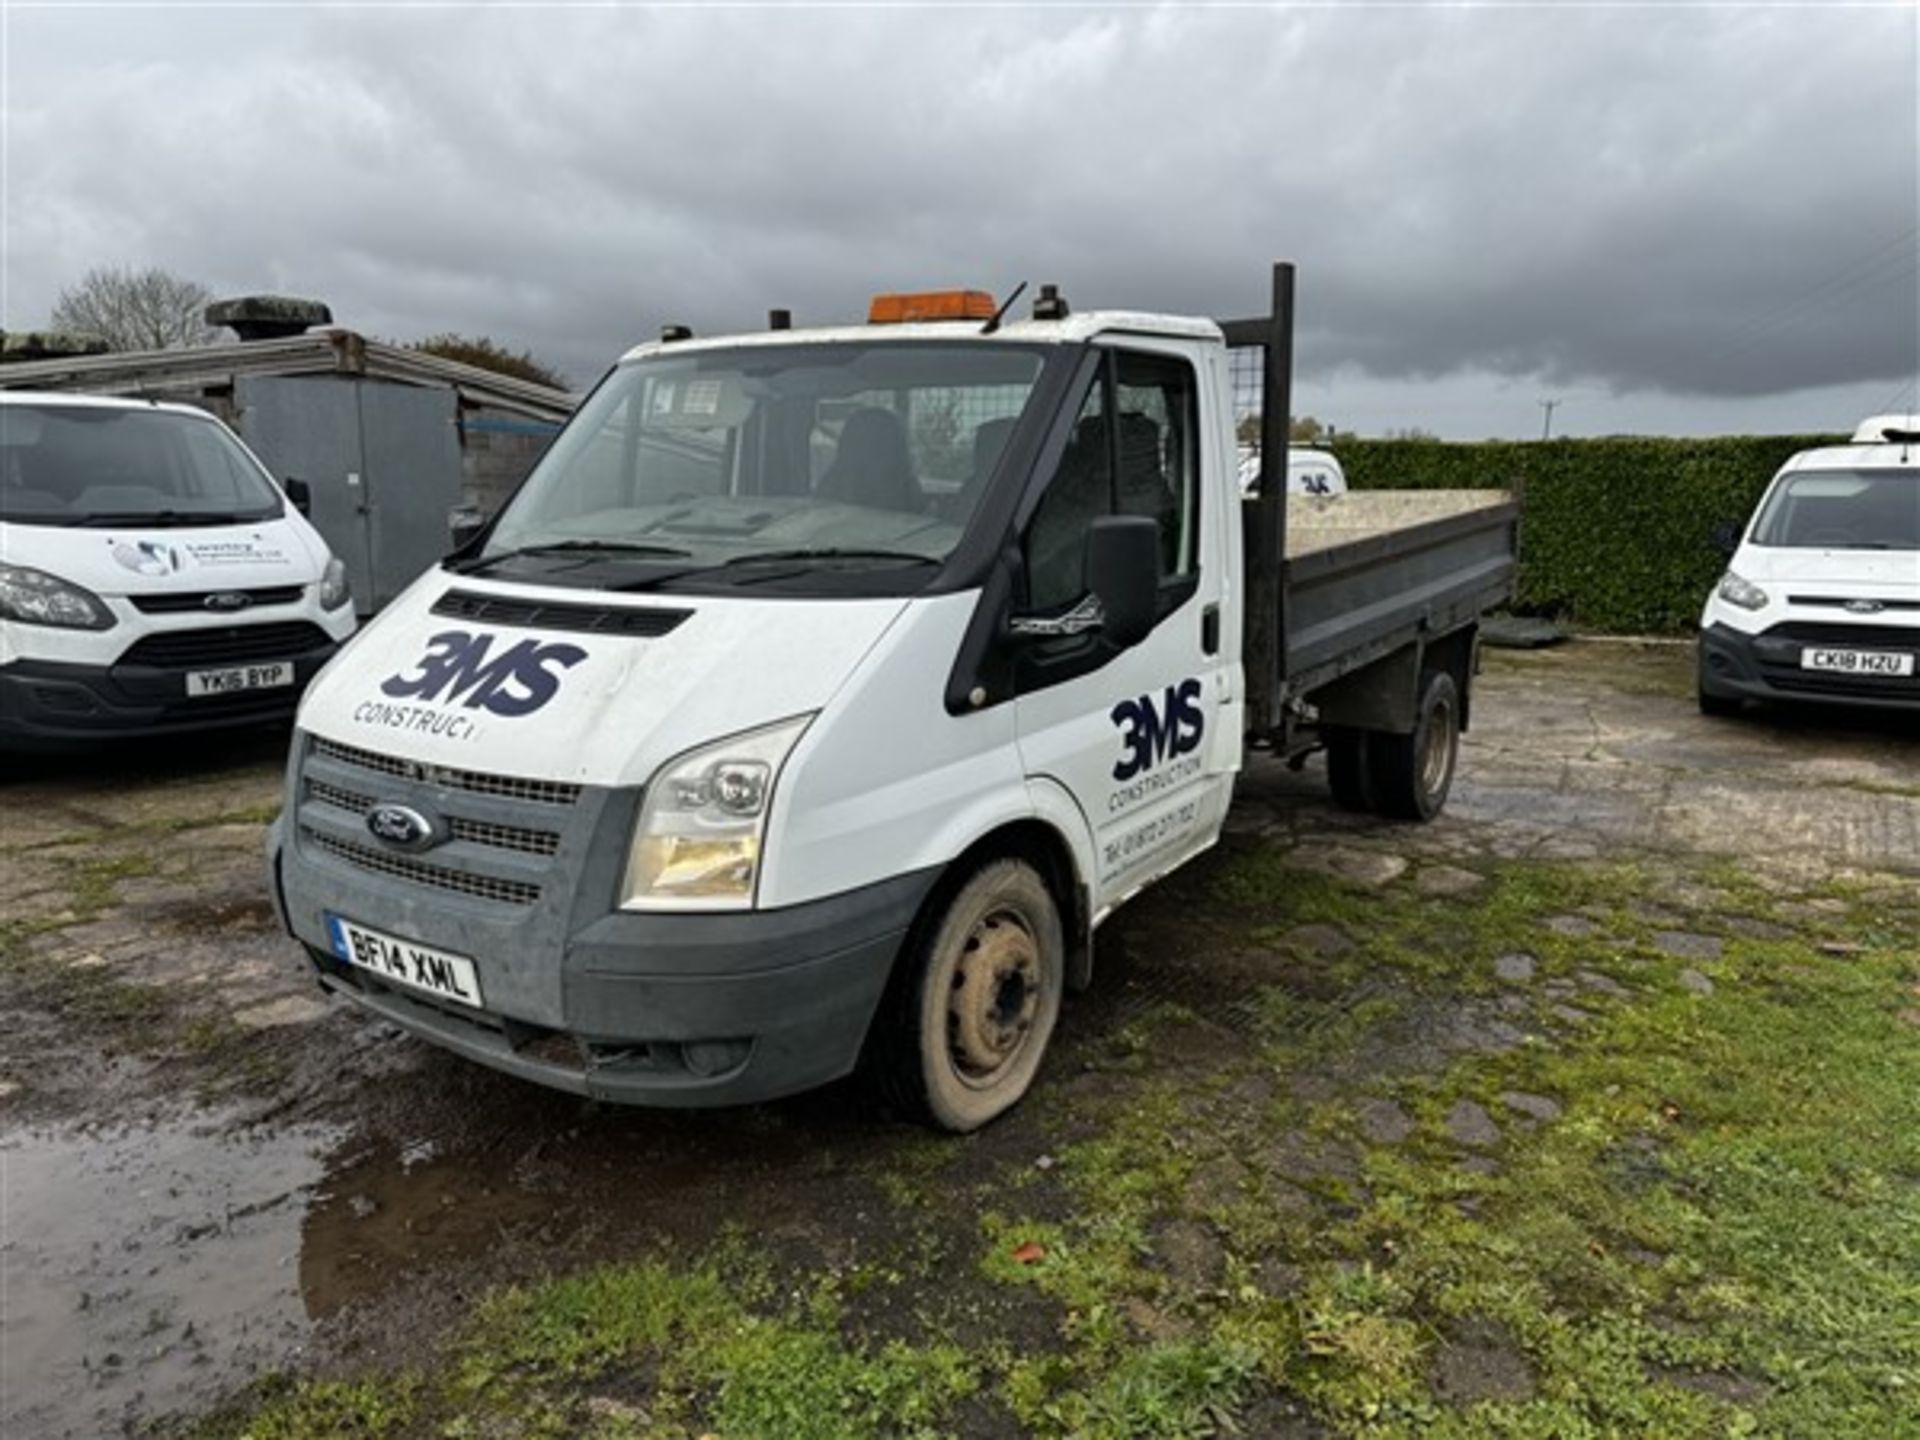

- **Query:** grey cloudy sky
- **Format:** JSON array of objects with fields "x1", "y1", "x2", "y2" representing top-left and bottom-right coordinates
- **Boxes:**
[{"x1": 4, "y1": 2, "x2": 1916, "y2": 438}]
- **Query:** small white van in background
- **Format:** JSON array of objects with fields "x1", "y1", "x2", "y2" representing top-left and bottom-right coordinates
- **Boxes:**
[
  {"x1": 0, "y1": 393, "x2": 358, "y2": 749},
  {"x1": 1698, "y1": 412, "x2": 1919, "y2": 715},
  {"x1": 1237, "y1": 444, "x2": 1347, "y2": 496}
]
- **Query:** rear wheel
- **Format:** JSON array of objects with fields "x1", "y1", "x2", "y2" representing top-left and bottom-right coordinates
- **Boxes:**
[
  {"x1": 1323, "y1": 727, "x2": 1373, "y2": 811},
  {"x1": 871, "y1": 859, "x2": 1064, "y2": 1133},
  {"x1": 1366, "y1": 670, "x2": 1461, "y2": 822}
]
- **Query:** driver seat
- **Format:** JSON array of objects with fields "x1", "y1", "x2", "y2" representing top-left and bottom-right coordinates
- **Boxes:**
[{"x1": 817, "y1": 407, "x2": 920, "y2": 512}]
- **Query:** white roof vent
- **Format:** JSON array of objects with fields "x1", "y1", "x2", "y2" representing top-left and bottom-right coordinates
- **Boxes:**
[{"x1": 1850, "y1": 412, "x2": 1920, "y2": 444}]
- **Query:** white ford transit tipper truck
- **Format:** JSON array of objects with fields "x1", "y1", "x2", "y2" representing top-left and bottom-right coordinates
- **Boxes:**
[
  {"x1": 266, "y1": 265, "x2": 1516, "y2": 1130},
  {"x1": 1, "y1": 392, "x2": 357, "y2": 749},
  {"x1": 1698, "y1": 413, "x2": 1919, "y2": 716}
]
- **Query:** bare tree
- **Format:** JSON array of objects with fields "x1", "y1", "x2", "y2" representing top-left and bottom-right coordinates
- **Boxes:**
[{"x1": 49, "y1": 266, "x2": 218, "y2": 351}]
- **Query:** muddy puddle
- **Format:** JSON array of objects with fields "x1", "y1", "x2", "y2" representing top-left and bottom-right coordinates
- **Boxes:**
[
  {"x1": 0, "y1": 1104, "x2": 596, "y2": 1438},
  {"x1": 1, "y1": 1114, "x2": 338, "y2": 1437}
]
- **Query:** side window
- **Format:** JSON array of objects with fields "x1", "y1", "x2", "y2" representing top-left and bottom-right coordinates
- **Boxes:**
[
  {"x1": 1023, "y1": 349, "x2": 1200, "y2": 612},
  {"x1": 1024, "y1": 378, "x2": 1112, "y2": 611},
  {"x1": 1114, "y1": 351, "x2": 1198, "y2": 580}
]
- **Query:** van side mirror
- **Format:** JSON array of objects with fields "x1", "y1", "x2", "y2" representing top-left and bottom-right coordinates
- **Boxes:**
[
  {"x1": 1085, "y1": 515, "x2": 1160, "y2": 649},
  {"x1": 448, "y1": 506, "x2": 488, "y2": 553},
  {"x1": 283, "y1": 477, "x2": 312, "y2": 517},
  {"x1": 1711, "y1": 520, "x2": 1740, "y2": 557}
]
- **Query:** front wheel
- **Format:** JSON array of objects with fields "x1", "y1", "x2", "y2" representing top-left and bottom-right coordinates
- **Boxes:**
[
  {"x1": 871, "y1": 859, "x2": 1064, "y2": 1133},
  {"x1": 1366, "y1": 669, "x2": 1461, "y2": 821}
]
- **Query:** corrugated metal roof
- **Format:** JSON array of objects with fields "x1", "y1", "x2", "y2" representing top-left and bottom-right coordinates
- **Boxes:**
[{"x1": 0, "y1": 328, "x2": 578, "y2": 422}]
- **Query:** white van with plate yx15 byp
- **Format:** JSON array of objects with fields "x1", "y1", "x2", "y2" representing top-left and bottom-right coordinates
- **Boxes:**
[
  {"x1": 1698, "y1": 413, "x2": 1920, "y2": 716},
  {"x1": 268, "y1": 266, "x2": 1516, "y2": 1131},
  {"x1": 0, "y1": 393, "x2": 357, "y2": 748}
]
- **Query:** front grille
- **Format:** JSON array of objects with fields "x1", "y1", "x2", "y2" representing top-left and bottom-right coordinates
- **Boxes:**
[
  {"x1": 131, "y1": 586, "x2": 306, "y2": 615},
  {"x1": 1759, "y1": 621, "x2": 1920, "y2": 647},
  {"x1": 306, "y1": 832, "x2": 542, "y2": 906},
  {"x1": 1786, "y1": 595, "x2": 1920, "y2": 613},
  {"x1": 310, "y1": 736, "x2": 581, "y2": 806},
  {"x1": 432, "y1": 588, "x2": 691, "y2": 638},
  {"x1": 119, "y1": 621, "x2": 333, "y2": 668},
  {"x1": 306, "y1": 777, "x2": 560, "y2": 856}
]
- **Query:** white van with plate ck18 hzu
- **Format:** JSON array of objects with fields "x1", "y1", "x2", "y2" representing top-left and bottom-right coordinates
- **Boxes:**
[
  {"x1": 267, "y1": 265, "x2": 1516, "y2": 1131},
  {"x1": 1698, "y1": 413, "x2": 1919, "y2": 716},
  {"x1": 1, "y1": 393, "x2": 357, "y2": 750}
]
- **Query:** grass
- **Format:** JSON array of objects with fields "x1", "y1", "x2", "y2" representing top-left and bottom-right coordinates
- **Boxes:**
[{"x1": 134, "y1": 846, "x2": 1920, "y2": 1437}]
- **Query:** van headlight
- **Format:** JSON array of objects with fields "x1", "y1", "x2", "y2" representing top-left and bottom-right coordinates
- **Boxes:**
[
  {"x1": 620, "y1": 715, "x2": 813, "y2": 911},
  {"x1": 1716, "y1": 570, "x2": 1769, "y2": 611},
  {"x1": 318, "y1": 557, "x2": 351, "y2": 611},
  {"x1": 0, "y1": 564, "x2": 115, "y2": 630}
]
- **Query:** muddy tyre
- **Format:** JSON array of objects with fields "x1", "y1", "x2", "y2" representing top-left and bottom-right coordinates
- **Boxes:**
[
  {"x1": 1366, "y1": 670, "x2": 1460, "y2": 822},
  {"x1": 1323, "y1": 727, "x2": 1373, "y2": 811},
  {"x1": 871, "y1": 859, "x2": 1064, "y2": 1133}
]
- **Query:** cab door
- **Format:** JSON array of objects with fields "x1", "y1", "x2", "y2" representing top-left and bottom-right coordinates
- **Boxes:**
[{"x1": 1012, "y1": 340, "x2": 1235, "y2": 917}]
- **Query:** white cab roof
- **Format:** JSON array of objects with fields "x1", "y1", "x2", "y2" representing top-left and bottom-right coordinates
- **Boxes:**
[
  {"x1": 617, "y1": 310, "x2": 1224, "y2": 365},
  {"x1": 0, "y1": 389, "x2": 212, "y2": 421}
]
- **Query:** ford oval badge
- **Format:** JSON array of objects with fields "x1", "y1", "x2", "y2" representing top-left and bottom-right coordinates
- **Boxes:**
[
  {"x1": 366, "y1": 802, "x2": 440, "y2": 852},
  {"x1": 1843, "y1": 598, "x2": 1885, "y2": 615},
  {"x1": 204, "y1": 591, "x2": 254, "y2": 612}
]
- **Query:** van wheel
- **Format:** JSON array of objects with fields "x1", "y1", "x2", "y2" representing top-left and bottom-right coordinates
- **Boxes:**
[
  {"x1": 1323, "y1": 728, "x2": 1373, "y2": 811},
  {"x1": 872, "y1": 859, "x2": 1063, "y2": 1133},
  {"x1": 1366, "y1": 670, "x2": 1460, "y2": 822}
]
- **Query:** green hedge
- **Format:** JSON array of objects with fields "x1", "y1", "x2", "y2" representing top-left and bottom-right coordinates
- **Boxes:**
[{"x1": 1332, "y1": 435, "x2": 1846, "y2": 634}]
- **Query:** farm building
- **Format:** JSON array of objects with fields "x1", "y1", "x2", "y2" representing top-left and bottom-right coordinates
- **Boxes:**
[{"x1": 0, "y1": 299, "x2": 578, "y2": 614}]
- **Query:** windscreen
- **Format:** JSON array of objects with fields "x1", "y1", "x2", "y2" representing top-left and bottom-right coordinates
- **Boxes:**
[
  {"x1": 0, "y1": 404, "x2": 285, "y2": 527},
  {"x1": 483, "y1": 342, "x2": 1047, "y2": 576},
  {"x1": 1750, "y1": 469, "x2": 1920, "y2": 551}
]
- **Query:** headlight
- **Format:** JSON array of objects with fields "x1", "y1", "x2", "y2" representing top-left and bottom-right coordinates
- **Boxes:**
[
  {"x1": 620, "y1": 715, "x2": 813, "y2": 911},
  {"x1": 1716, "y1": 570, "x2": 1769, "y2": 611},
  {"x1": 318, "y1": 557, "x2": 351, "y2": 611},
  {"x1": 0, "y1": 564, "x2": 115, "y2": 630}
]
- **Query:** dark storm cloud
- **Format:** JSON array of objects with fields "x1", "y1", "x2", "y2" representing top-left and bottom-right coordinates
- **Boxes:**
[{"x1": 5, "y1": 4, "x2": 1915, "y2": 400}]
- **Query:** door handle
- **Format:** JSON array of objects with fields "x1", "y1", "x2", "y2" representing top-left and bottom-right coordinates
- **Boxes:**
[{"x1": 1201, "y1": 603, "x2": 1220, "y2": 656}]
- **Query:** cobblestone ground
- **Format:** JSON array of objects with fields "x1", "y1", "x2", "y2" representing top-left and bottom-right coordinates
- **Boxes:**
[{"x1": 1, "y1": 642, "x2": 1914, "y2": 1438}]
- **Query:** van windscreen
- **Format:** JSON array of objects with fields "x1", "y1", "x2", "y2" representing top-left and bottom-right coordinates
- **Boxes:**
[
  {"x1": 1750, "y1": 470, "x2": 1920, "y2": 551},
  {"x1": 479, "y1": 342, "x2": 1049, "y2": 590},
  {"x1": 0, "y1": 404, "x2": 285, "y2": 527}
]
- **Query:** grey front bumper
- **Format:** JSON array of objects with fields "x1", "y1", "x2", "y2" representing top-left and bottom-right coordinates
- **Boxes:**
[{"x1": 267, "y1": 789, "x2": 938, "y2": 1107}]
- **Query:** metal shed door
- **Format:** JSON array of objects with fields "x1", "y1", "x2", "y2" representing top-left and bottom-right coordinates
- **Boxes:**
[
  {"x1": 357, "y1": 383, "x2": 462, "y2": 610},
  {"x1": 234, "y1": 375, "x2": 373, "y2": 606}
]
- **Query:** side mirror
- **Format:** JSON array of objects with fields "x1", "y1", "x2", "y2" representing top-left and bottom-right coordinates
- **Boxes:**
[
  {"x1": 1711, "y1": 520, "x2": 1741, "y2": 557},
  {"x1": 448, "y1": 506, "x2": 488, "y2": 553},
  {"x1": 283, "y1": 477, "x2": 312, "y2": 517},
  {"x1": 1085, "y1": 515, "x2": 1161, "y2": 649}
]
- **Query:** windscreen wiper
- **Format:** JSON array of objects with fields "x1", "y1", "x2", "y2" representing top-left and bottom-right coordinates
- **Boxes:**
[
  {"x1": 608, "y1": 547, "x2": 942, "y2": 592},
  {"x1": 75, "y1": 509, "x2": 249, "y2": 528},
  {"x1": 714, "y1": 547, "x2": 940, "y2": 568},
  {"x1": 451, "y1": 539, "x2": 694, "y2": 574}
]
